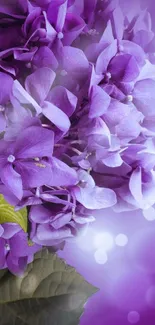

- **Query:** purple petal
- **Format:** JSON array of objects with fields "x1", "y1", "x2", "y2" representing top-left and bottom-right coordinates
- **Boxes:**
[
  {"x1": 33, "y1": 46, "x2": 58, "y2": 70},
  {"x1": 7, "y1": 253, "x2": 28, "y2": 276},
  {"x1": 102, "y1": 152, "x2": 123, "y2": 168},
  {"x1": 1, "y1": 164, "x2": 23, "y2": 200},
  {"x1": 129, "y1": 167, "x2": 143, "y2": 203},
  {"x1": 42, "y1": 101, "x2": 70, "y2": 132},
  {"x1": 2, "y1": 223, "x2": 21, "y2": 239},
  {"x1": 14, "y1": 126, "x2": 54, "y2": 159},
  {"x1": 109, "y1": 54, "x2": 140, "y2": 82},
  {"x1": 63, "y1": 13, "x2": 85, "y2": 45},
  {"x1": 13, "y1": 47, "x2": 37, "y2": 62},
  {"x1": 73, "y1": 214, "x2": 95, "y2": 224},
  {"x1": 36, "y1": 224, "x2": 72, "y2": 245},
  {"x1": 120, "y1": 40, "x2": 145, "y2": 66},
  {"x1": 25, "y1": 68, "x2": 56, "y2": 105},
  {"x1": 15, "y1": 160, "x2": 54, "y2": 189},
  {"x1": 73, "y1": 186, "x2": 117, "y2": 209},
  {"x1": 111, "y1": 7, "x2": 124, "y2": 40},
  {"x1": 133, "y1": 79, "x2": 155, "y2": 117},
  {"x1": 116, "y1": 115, "x2": 142, "y2": 140},
  {"x1": 9, "y1": 230, "x2": 39, "y2": 257},
  {"x1": 96, "y1": 40, "x2": 117, "y2": 74},
  {"x1": 137, "y1": 60, "x2": 155, "y2": 81},
  {"x1": 0, "y1": 72, "x2": 13, "y2": 105},
  {"x1": 51, "y1": 212, "x2": 72, "y2": 229},
  {"x1": 89, "y1": 85, "x2": 111, "y2": 118},
  {"x1": 104, "y1": 100, "x2": 131, "y2": 126},
  {"x1": 0, "y1": 238, "x2": 5, "y2": 268},
  {"x1": 0, "y1": 112, "x2": 6, "y2": 133},
  {"x1": 0, "y1": 225, "x2": 4, "y2": 237},
  {"x1": 99, "y1": 20, "x2": 114, "y2": 48},
  {"x1": 12, "y1": 80, "x2": 42, "y2": 115},
  {"x1": 76, "y1": 169, "x2": 95, "y2": 188},
  {"x1": 0, "y1": 0, "x2": 27, "y2": 17},
  {"x1": 47, "y1": 0, "x2": 67, "y2": 31},
  {"x1": 48, "y1": 157, "x2": 78, "y2": 187},
  {"x1": 48, "y1": 86, "x2": 77, "y2": 117},
  {"x1": 30, "y1": 205, "x2": 51, "y2": 224},
  {"x1": 61, "y1": 46, "x2": 89, "y2": 76}
]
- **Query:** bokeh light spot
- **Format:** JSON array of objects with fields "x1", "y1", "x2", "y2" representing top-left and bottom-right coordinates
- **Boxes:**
[
  {"x1": 94, "y1": 249, "x2": 108, "y2": 265},
  {"x1": 115, "y1": 233, "x2": 128, "y2": 247},
  {"x1": 94, "y1": 232, "x2": 114, "y2": 251},
  {"x1": 127, "y1": 311, "x2": 140, "y2": 324},
  {"x1": 143, "y1": 207, "x2": 155, "y2": 221}
]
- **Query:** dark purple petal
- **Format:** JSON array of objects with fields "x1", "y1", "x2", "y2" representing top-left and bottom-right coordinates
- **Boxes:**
[
  {"x1": 109, "y1": 54, "x2": 140, "y2": 82},
  {"x1": 0, "y1": 72, "x2": 13, "y2": 105},
  {"x1": 63, "y1": 13, "x2": 85, "y2": 45},
  {"x1": 47, "y1": 0, "x2": 67, "y2": 32}
]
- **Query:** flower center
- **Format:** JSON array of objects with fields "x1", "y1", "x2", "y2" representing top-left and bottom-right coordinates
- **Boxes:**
[
  {"x1": 79, "y1": 180, "x2": 87, "y2": 188},
  {"x1": 35, "y1": 187, "x2": 40, "y2": 197},
  {"x1": 126, "y1": 94, "x2": 133, "y2": 102},
  {"x1": 105, "y1": 72, "x2": 112, "y2": 81},
  {"x1": 60, "y1": 70, "x2": 68, "y2": 76},
  {"x1": 57, "y1": 32, "x2": 64, "y2": 39},
  {"x1": 5, "y1": 243, "x2": 10, "y2": 251},
  {"x1": 88, "y1": 29, "x2": 99, "y2": 36},
  {"x1": 7, "y1": 155, "x2": 15, "y2": 163}
]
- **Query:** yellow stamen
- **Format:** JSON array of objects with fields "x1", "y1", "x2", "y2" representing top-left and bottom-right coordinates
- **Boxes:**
[{"x1": 35, "y1": 163, "x2": 46, "y2": 168}]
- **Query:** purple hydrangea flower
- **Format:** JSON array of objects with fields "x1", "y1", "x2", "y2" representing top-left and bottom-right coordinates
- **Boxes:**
[
  {"x1": 0, "y1": 223, "x2": 40, "y2": 275},
  {"x1": 0, "y1": 122, "x2": 77, "y2": 200}
]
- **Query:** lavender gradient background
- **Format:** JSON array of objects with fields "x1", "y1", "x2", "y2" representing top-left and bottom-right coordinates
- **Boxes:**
[{"x1": 59, "y1": 208, "x2": 155, "y2": 324}]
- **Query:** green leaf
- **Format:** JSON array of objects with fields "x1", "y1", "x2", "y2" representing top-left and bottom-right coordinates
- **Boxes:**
[
  {"x1": 0, "y1": 195, "x2": 27, "y2": 232},
  {"x1": 0, "y1": 250, "x2": 98, "y2": 325}
]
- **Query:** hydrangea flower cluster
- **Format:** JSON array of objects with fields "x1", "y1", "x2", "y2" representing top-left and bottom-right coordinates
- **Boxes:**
[{"x1": 0, "y1": 0, "x2": 155, "y2": 274}]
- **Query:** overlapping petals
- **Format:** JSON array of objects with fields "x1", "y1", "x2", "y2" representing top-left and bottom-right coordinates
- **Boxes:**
[{"x1": 1, "y1": 0, "x2": 155, "y2": 273}]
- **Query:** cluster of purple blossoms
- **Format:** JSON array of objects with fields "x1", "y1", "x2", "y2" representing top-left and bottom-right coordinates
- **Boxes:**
[{"x1": 0, "y1": 0, "x2": 155, "y2": 274}]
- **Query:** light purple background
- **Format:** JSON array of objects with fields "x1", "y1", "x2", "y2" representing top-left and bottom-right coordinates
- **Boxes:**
[{"x1": 59, "y1": 208, "x2": 155, "y2": 324}]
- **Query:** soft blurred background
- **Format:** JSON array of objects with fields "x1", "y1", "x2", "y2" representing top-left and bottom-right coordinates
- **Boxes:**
[{"x1": 59, "y1": 208, "x2": 155, "y2": 324}]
